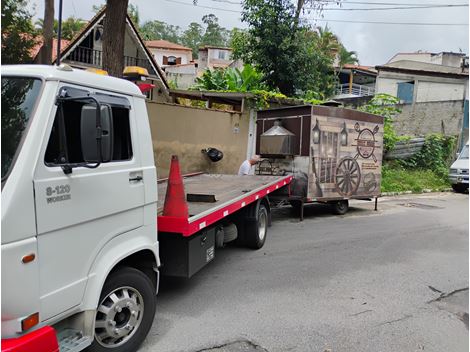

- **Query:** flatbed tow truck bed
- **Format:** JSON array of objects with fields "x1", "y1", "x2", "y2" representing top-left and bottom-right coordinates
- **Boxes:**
[{"x1": 157, "y1": 174, "x2": 293, "y2": 236}]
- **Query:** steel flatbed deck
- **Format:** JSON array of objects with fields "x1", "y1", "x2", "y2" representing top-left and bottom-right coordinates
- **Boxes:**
[{"x1": 157, "y1": 174, "x2": 293, "y2": 236}]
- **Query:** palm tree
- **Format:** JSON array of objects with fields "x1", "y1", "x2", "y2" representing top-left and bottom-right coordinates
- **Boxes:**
[
  {"x1": 338, "y1": 45, "x2": 359, "y2": 67},
  {"x1": 314, "y1": 26, "x2": 340, "y2": 59},
  {"x1": 35, "y1": 16, "x2": 85, "y2": 40}
]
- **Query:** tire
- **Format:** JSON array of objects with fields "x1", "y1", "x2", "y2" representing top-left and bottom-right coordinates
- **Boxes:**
[
  {"x1": 245, "y1": 203, "x2": 269, "y2": 249},
  {"x1": 452, "y1": 184, "x2": 468, "y2": 193},
  {"x1": 330, "y1": 200, "x2": 349, "y2": 215},
  {"x1": 87, "y1": 267, "x2": 156, "y2": 352}
]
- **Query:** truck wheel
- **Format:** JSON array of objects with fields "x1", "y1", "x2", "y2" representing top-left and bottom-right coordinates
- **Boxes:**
[
  {"x1": 330, "y1": 200, "x2": 349, "y2": 215},
  {"x1": 245, "y1": 204, "x2": 268, "y2": 249},
  {"x1": 88, "y1": 267, "x2": 156, "y2": 352}
]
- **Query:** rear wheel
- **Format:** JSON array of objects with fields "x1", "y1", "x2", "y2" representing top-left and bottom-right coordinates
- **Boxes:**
[
  {"x1": 88, "y1": 267, "x2": 156, "y2": 352},
  {"x1": 245, "y1": 204, "x2": 268, "y2": 249},
  {"x1": 330, "y1": 200, "x2": 349, "y2": 215}
]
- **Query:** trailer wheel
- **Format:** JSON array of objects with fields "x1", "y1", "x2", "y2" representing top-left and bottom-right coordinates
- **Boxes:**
[
  {"x1": 89, "y1": 267, "x2": 156, "y2": 352},
  {"x1": 330, "y1": 200, "x2": 349, "y2": 215},
  {"x1": 245, "y1": 203, "x2": 269, "y2": 249}
]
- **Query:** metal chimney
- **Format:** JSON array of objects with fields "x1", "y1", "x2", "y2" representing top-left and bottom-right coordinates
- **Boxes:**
[{"x1": 259, "y1": 120, "x2": 296, "y2": 156}]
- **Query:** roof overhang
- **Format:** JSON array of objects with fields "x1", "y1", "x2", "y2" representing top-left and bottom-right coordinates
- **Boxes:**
[{"x1": 375, "y1": 65, "x2": 468, "y2": 79}]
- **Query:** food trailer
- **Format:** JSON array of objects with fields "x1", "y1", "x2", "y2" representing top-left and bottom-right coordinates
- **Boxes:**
[{"x1": 255, "y1": 105, "x2": 384, "y2": 218}]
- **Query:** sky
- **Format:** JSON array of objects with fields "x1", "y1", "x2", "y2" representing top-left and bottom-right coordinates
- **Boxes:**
[{"x1": 28, "y1": 0, "x2": 469, "y2": 66}]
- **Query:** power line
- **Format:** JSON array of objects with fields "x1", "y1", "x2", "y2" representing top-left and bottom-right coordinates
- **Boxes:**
[
  {"x1": 322, "y1": 4, "x2": 468, "y2": 11},
  {"x1": 163, "y1": 0, "x2": 240, "y2": 13},
  {"x1": 305, "y1": 18, "x2": 469, "y2": 25},
  {"x1": 163, "y1": 0, "x2": 469, "y2": 25},
  {"x1": 321, "y1": 0, "x2": 465, "y2": 5}
]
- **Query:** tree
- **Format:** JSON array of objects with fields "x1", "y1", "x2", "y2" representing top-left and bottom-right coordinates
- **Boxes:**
[
  {"x1": 181, "y1": 22, "x2": 203, "y2": 58},
  {"x1": 36, "y1": 17, "x2": 86, "y2": 40},
  {"x1": 294, "y1": 0, "x2": 342, "y2": 20},
  {"x1": 337, "y1": 45, "x2": 359, "y2": 67},
  {"x1": 1, "y1": 0, "x2": 37, "y2": 64},
  {"x1": 201, "y1": 14, "x2": 229, "y2": 47},
  {"x1": 235, "y1": 0, "x2": 338, "y2": 97},
  {"x1": 127, "y1": 3, "x2": 139, "y2": 27},
  {"x1": 102, "y1": 0, "x2": 129, "y2": 77},
  {"x1": 140, "y1": 20, "x2": 181, "y2": 43},
  {"x1": 39, "y1": 0, "x2": 54, "y2": 64}
]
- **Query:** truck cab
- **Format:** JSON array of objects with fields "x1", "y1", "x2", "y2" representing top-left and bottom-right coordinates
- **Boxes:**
[{"x1": 1, "y1": 65, "x2": 160, "y2": 351}]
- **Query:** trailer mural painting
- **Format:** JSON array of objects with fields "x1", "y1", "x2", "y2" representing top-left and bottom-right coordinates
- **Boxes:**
[{"x1": 256, "y1": 105, "x2": 384, "y2": 202}]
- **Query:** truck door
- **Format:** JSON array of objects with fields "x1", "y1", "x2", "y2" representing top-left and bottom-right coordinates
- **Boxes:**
[{"x1": 33, "y1": 85, "x2": 145, "y2": 321}]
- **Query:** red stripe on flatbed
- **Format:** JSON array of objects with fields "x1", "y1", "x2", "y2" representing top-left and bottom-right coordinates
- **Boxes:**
[{"x1": 157, "y1": 176, "x2": 292, "y2": 236}]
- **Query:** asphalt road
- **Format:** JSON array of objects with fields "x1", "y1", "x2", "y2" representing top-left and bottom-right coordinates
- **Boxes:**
[{"x1": 141, "y1": 192, "x2": 469, "y2": 352}]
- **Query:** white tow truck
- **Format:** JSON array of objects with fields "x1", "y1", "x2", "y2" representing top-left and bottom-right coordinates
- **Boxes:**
[{"x1": 1, "y1": 65, "x2": 292, "y2": 352}]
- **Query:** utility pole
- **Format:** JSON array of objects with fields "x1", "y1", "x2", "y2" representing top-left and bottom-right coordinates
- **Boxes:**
[{"x1": 56, "y1": 0, "x2": 63, "y2": 65}]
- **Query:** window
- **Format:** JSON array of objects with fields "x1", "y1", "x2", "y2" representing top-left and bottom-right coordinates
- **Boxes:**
[
  {"x1": 319, "y1": 131, "x2": 339, "y2": 183},
  {"x1": 397, "y1": 81, "x2": 414, "y2": 103},
  {"x1": 218, "y1": 51, "x2": 226, "y2": 60},
  {"x1": 1, "y1": 77, "x2": 42, "y2": 180},
  {"x1": 45, "y1": 98, "x2": 133, "y2": 166}
]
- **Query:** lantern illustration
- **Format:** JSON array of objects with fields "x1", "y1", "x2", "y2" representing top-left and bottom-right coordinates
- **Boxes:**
[
  {"x1": 340, "y1": 122, "x2": 348, "y2": 146},
  {"x1": 312, "y1": 118, "x2": 320, "y2": 144}
]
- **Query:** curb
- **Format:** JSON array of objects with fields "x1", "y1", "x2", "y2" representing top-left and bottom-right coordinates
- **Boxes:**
[{"x1": 381, "y1": 188, "x2": 453, "y2": 196}]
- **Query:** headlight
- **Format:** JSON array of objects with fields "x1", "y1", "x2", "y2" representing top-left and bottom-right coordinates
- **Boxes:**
[{"x1": 450, "y1": 169, "x2": 458, "y2": 174}]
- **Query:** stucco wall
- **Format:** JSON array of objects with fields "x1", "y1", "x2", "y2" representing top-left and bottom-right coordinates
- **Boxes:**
[
  {"x1": 375, "y1": 77, "x2": 409, "y2": 96},
  {"x1": 416, "y1": 81, "x2": 464, "y2": 102},
  {"x1": 148, "y1": 48, "x2": 191, "y2": 66},
  {"x1": 146, "y1": 102, "x2": 251, "y2": 178},
  {"x1": 393, "y1": 100, "x2": 464, "y2": 136},
  {"x1": 376, "y1": 73, "x2": 467, "y2": 103},
  {"x1": 165, "y1": 72, "x2": 196, "y2": 89}
]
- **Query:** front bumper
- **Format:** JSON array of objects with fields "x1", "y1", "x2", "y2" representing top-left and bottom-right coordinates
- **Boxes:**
[
  {"x1": 1, "y1": 326, "x2": 58, "y2": 352},
  {"x1": 449, "y1": 173, "x2": 469, "y2": 185}
]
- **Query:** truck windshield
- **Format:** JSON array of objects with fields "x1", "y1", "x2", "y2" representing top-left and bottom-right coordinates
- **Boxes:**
[
  {"x1": 459, "y1": 145, "x2": 469, "y2": 159},
  {"x1": 1, "y1": 77, "x2": 42, "y2": 181}
]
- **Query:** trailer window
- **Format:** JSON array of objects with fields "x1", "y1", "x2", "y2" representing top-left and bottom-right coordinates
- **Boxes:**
[
  {"x1": 45, "y1": 102, "x2": 133, "y2": 165},
  {"x1": 1, "y1": 77, "x2": 42, "y2": 181}
]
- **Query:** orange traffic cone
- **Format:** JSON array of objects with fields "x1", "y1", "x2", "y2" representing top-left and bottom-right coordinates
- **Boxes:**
[{"x1": 162, "y1": 155, "x2": 189, "y2": 218}]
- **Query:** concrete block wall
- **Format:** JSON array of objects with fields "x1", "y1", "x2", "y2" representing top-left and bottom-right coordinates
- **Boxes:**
[{"x1": 393, "y1": 100, "x2": 464, "y2": 136}]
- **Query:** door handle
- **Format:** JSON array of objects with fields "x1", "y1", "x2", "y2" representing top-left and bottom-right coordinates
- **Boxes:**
[{"x1": 129, "y1": 176, "x2": 143, "y2": 182}]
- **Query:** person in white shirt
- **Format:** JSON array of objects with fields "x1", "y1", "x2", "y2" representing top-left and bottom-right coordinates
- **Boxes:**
[{"x1": 238, "y1": 155, "x2": 260, "y2": 176}]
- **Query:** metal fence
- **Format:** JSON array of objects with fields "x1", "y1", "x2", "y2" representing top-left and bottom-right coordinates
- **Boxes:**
[
  {"x1": 67, "y1": 46, "x2": 154, "y2": 74},
  {"x1": 335, "y1": 83, "x2": 375, "y2": 97}
]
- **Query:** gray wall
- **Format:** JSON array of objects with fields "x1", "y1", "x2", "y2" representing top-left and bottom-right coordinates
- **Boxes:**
[{"x1": 393, "y1": 100, "x2": 464, "y2": 136}]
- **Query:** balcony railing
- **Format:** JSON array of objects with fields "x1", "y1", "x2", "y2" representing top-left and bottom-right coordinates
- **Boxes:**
[
  {"x1": 67, "y1": 46, "x2": 154, "y2": 74},
  {"x1": 335, "y1": 83, "x2": 375, "y2": 97}
]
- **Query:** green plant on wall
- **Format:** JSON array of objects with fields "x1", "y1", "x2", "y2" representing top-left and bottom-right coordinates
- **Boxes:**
[
  {"x1": 397, "y1": 134, "x2": 457, "y2": 178},
  {"x1": 358, "y1": 94, "x2": 403, "y2": 152}
]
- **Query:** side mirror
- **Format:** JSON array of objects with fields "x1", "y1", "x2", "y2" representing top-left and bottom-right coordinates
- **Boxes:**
[
  {"x1": 81, "y1": 104, "x2": 113, "y2": 163},
  {"x1": 456, "y1": 152, "x2": 460, "y2": 159}
]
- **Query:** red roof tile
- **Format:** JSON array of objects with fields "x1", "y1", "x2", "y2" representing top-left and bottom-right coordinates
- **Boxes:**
[
  {"x1": 145, "y1": 40, "x2": 191, "y2": 51},
  {"x1": 31, "y1": 37, "x2": 71, "y2": 61}
]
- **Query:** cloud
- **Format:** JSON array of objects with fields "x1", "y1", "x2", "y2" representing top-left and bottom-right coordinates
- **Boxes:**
[{"x1": 29, "y1": 0, "x2": 468, "y2": 65}]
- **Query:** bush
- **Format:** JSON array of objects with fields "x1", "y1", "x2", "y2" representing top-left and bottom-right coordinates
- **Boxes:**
[
  {"x1": 397, "y1": 134, "x2": 457, "y2": 179},
  {"x1": 358, "y1": 94, "x2": 404, "y2": 152}
]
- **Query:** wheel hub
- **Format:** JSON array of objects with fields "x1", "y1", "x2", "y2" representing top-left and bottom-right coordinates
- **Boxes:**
[{"x1": 95, "y1": 287, "x2": 144, "y2": 347}]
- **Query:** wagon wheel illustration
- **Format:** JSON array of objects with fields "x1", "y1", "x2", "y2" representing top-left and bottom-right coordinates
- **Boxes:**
[{"x1": 335, "y1": 157, "x2": 361, "y2": 196}]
